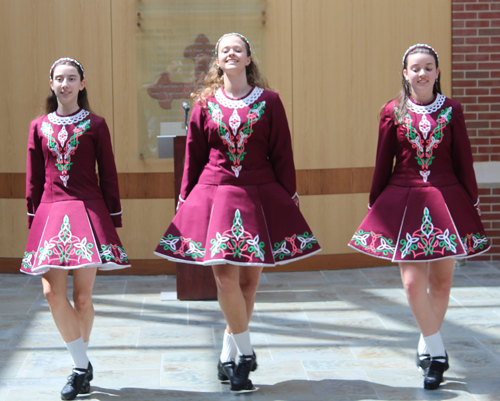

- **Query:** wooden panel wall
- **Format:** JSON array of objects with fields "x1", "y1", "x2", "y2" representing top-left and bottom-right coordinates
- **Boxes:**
[
  {"x1": 291, "y1": 0, "x2": 452, "y2": 170},
  {"x1": 0, "y1": 0, "x2": 452, "y2": 273}
]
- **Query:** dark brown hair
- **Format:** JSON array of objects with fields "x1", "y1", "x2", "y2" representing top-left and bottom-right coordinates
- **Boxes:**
[{"x1": 44, "y1": 59, "x2": 94, "y2": 115}]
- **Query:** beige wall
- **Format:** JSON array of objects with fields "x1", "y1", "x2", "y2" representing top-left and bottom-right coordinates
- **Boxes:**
[{"x1": 0, "y1": 0, "x2": 451, "y2": 264}]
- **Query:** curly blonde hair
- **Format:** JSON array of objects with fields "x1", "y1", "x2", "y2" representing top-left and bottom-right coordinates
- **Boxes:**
[{"x1": 191, "y1": 35, "x2": 273, "y2": 106}]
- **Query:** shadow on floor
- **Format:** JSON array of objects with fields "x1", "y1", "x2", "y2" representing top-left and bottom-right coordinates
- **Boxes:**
[{"x1": 82, "y1": 378, "x2": 465, "y2": 401}]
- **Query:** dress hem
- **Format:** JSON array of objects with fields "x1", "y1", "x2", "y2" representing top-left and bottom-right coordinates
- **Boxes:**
[
  {"x1": 21, "y1": 262, "x2": 131, "y2": 276},
  {"x1": 347, "y1": 243, "x2": 491, "y2": 263},
  {"x1": 153, "y1": 248, "x2": 322, "y2": 267}
]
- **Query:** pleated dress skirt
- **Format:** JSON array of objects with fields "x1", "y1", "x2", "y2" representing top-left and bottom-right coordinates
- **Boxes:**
[
  {"x1": 21, "y1": 199, "x2": 131, "y2": 275},
  {"x1": 155, "y1": 182, "x2": 321, "y2": 266},
  {"x1": 348, "y1": 183, "x2": 490, "y2": 262}
]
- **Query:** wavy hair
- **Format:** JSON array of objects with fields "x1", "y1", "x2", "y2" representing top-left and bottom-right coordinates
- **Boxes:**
[{"x1": 191, "y1": 35, "x2": 273, "y2": 106}]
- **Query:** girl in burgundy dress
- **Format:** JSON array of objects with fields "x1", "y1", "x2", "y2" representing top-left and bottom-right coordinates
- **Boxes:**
[
  {"x1": 23, "y1": 58, "x2": 130, "y2": 400},
  {"x1": 349, "y1": 44, "x2": 490, "y2": 390},
  {"x1": 155, "y1": 33, "x2": 321, "y2": 392}
]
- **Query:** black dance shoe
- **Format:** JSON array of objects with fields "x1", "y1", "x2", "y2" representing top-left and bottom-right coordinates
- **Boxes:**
[
  {"x1": 80, "y1": 362, "x2": 93, "y2": 394},
  {"x1": 230, "y1": 355, "x2": 258, "y2": 393},
  {"x1": 218, "y1": 351, "x2": 258, "y2": 382},
  {"x1": 417, "y1": 351, "x2": 449, "y2": 372},
  {"x1": 60, "y1": 367, "x2": 89, "y2": 400},
  {"x1": 424, "y1": 359, "x2": 447, "y2": 390},
  {"x1": 217, "y1": 360, "x2": 235, "y2": 383}
]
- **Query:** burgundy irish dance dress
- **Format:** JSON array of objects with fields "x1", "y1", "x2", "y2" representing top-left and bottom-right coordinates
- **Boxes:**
[
  {"x1": 22, "y1": 109, "x2": 130, "y2": 275},
  {"x1": 155, "y1": 87, "x2": 321, "y2": 266},
  {"x1": 349, "y1": 94, "x2": 490, "y2": 262}
]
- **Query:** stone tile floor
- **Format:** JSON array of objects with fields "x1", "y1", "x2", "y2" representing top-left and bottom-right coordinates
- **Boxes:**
[{"x1": 1, "y1": 260, "x2": 500, "y2": 400}]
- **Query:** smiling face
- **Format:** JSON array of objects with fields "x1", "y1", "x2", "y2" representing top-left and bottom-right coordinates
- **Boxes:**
[
  {"x1": 49, "y1": 64, "x2": 85, "y2": 111},
  {"x1": 403, "y1": 52, "x2": 439, "y2": 102},
  {"x1": 216, "y1": 35, "x2": 251, "y2": 76}
]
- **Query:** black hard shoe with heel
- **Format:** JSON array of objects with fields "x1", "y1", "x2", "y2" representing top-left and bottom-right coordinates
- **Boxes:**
[
  {"x1": 60, "y1": 367, "x2": 89, "y2": 400},
  {"x1": 230, "y1": 354, "x2": 258, "y2": 393},
  {"x1": 424, "y1": 358, "x2": 447, "y2": 390},
  {"x1": 218, "y1": 351, "x2": 257, "y2": 382}
]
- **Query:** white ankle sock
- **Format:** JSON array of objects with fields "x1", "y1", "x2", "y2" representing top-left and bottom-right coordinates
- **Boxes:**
[
  {"x1": 418, "y1": 334, "x2": 428, "y2": 356},
  {"x1": 232, "y1": 329, "x2": 253, "y2": 356},
  {"x1": 65, "y1": 337, "x2": 89, "y2": 370},
  {"x1": 220, "y1": 330, "x2": 237, "y2": 363},
  {"x1": 423, "y1": 332, "x2": 446, "y2": 362},
  {"x1": 84, "y1": 341, "x2": 89, "y2": 352}
]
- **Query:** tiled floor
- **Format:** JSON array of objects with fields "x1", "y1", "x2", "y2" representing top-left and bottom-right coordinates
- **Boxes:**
[{"x1": 1, "y1": 261, "x2": 500, "y2": 400}]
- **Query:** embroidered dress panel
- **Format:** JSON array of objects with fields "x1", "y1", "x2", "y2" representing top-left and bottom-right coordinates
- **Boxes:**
[
  {"x1": 399, "y1": 207, "x2": 458, "y2": 259},
  {"x1": 36, "y1": 215, "x2": 94, "y2": 266},
  {"x1": 208, "y1": 89, "x2": 267, "y2": 178},
  {"x1": 41, "y1": 119, "x2": 91, "y2": 187},
  {"x1": 396, "y1": 104, "x2": 452, "y2": 183},
  {"x1": 210, "y1": 209, "x2": 266, "y2": 261}
]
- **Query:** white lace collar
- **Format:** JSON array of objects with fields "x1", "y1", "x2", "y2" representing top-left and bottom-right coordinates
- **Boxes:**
[
  {"x1": 47, "y1": 109, "x2": 90, "y2": 125},
  {"x1": 407, "y1": 93, "x2": 446, "y2": 114},
  {"x1": 215, "y1": 87, "x2": 264, "y2": 109}
]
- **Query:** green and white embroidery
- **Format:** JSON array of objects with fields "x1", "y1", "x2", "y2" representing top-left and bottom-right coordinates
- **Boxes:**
[
  {"x1": 41, "y1": 116, "x2": 91, "y2": 187},
  {"x1": 396, "y1": 95, "x2": 452, "y2": 183},
  {"x1": 159, "y1": 234, "x2": 205, "y2": 260},
  {"x1": 399, "y1": 207, "x2": 458, "y2": 258},
  {"x1": 99, "y1": 244, "x2": 129, "y2": 263},
  {"x1": 21, "y1": 251, "x2": 35, "y2": 271},
  {"x1": 273, "y1": 232, "x2": 317, "y2": 260},
  {"x1": 461, "y1": 233, "x2": 489, "y2": 254},
  {"x1": 208, "y1": 87, "x2": 266, "y2": 177},
  {"x1": 210, "y1": 209, "x2": 265, "y2": 261},
  {"x1": 37, "y1": 215, "x2": 94, "y2": 265},
  {"x1": 351, "y1": 230, "x2": 396, "y2": 257}
]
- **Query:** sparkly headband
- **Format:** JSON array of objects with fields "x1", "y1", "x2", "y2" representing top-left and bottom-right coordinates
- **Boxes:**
[
  {"x1": 215, "y1": 32, "x2": 252, "y2": 55},
  {"x1": 402, "y1": 44, "x2": 439, "y2": 66},
  {"x1": 49, "y1": 58, "x2": 85, "y2": 79}
]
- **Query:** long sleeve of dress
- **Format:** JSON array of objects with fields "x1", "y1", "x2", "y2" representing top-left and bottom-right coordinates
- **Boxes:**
[
  {"x1": 369, "y1": 104, "x2": 397, "y2": 207},
  {"x1": 95, "y1": 119, "x2": 123, "y2": 227},
  {"x1": 268, "y1": 94, "x2": 297, "y2": 197},
  {"x1": 26, "y1": 121, "x2": 45, "y2": 228},
  {"x1": 451, "y1": 102, "x2": 478, "y2": 204},
  {"x1": 179, "y1": 103, "x2": 209, "y2": 200}
]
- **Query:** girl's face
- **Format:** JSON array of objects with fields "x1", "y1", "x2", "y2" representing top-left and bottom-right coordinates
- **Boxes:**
[
  {"x1": 50, "y1": 64, "x2": 85, "y2": 110},
  {"x1": 403, "y1": 53, "x2": 439, "y2": 101},
  {"x1": 216, "y1": 35, "x2": 251, "y2": 75}
]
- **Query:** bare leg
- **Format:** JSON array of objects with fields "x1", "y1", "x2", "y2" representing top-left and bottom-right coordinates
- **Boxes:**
[
  {"x1": 42, "y1": 268, "x2": 97, "y2": 343},
  {"x1": 222, "y1": 266, "x2": 263, "y2": 334},
  {"x1": 212, "y1": 265, "x2": 248, "y2": 334},
  {"x1": 42, "y1": 269, "x2": 81, "y2": 342},
  {"x1": 72, "y1": 267, "x2": 98, "y2": 342},
  {"x1": 239, "y1": 266, "x2": 263, "y2": 322},
  {"x1": 427, "y1": 258, "x2": 454, "y2": 328},
  {"x1": 399, "y1": 262, "x2": 440, "y2": 336}
]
